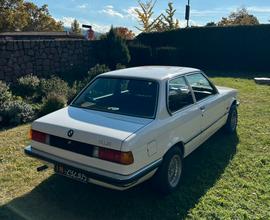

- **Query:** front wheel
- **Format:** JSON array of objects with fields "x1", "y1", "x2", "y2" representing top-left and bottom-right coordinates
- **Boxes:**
[
  {"x1": 225, "y1": 105, "x2": 238, "y2": 133},
  {"x1": 152, "y1": 147, "x2": 182, "y2": 194}
]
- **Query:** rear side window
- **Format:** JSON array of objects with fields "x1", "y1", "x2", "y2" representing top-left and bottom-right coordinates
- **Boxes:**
[
  {"x1": 186, "y1": 73, "x2": 217, "y2": 102},
  {"x1": 168, "y1": 76, "x2": 194, "y2": 113}
]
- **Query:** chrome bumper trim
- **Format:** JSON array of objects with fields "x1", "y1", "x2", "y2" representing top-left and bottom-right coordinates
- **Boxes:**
[{"x1": 24, "y1": 146, "x2": 162, "y2": 186}]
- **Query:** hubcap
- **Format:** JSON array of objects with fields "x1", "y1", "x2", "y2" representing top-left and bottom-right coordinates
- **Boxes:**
[
  {"x1": 168, "y1": 155, "x2": 181, "y2": 188},
  {"x1": 230, "y1": 110, "x2": 237, "y2": 131}
]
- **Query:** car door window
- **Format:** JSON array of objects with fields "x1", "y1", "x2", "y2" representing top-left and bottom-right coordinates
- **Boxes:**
[
  {"x1": 168, "y1": 76, "x2": 194, "y2": 113},
  {"x1": 186, "y1": 73, "x2": 217, "y2": 102}
]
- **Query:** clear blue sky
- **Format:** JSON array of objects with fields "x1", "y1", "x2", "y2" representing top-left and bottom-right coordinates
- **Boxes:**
[{"x1": 30, "y1": 0, "x2": 270, "y2": 33}]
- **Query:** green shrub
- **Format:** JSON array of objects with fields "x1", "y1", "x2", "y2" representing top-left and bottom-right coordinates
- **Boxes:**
[
  {"x1": 59, "y1": 66, "x2": 89, "y2": 84},
  {"x1": 74, "y1": 64, "x2": 111, "y2": 93},
  {"x1": 67, "y1": 84, "x2": 78, "y2": 103},
  {"x1": 87, "y1": 64, "x2": 110, "y2": 80},
  {"x1": 0, "y1": 99, "x2": 35, "y2": 125},
  {"x1": 0, "y1": 81, "x2": 12, "y2": 106},
  {"x1": 0, "y1": 81, "x2": 35, "y2": 126},
  {"x1": 40, "y1": 76, "x2": 69, "y2": 99},
  {"x1": 116, "y1": 63, "x2": 126, "y2": 70},
  {"x1": 97, "y1": 28, "x2": 130, "y2": 69},
  {"x1": 13, "y1": 74, "x2": 40, "y2": 99},
  {"x1": 40, "y1": 94, "x2": 66, "y2": 116}
]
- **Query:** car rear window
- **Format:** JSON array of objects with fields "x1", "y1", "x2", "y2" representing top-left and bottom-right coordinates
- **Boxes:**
[{"x1": 71, "y1": 77, "x2": 158, "y2": 119}]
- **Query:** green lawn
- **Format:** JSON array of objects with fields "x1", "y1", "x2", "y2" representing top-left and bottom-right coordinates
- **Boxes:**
[{"x1": 0, "y1": 76, "x2": 270, "y2": 220}]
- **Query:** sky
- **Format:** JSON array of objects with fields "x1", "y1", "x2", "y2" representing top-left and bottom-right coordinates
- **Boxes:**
[{"x1": 30, "y1": 0, "x2": 270, "y2": 33}]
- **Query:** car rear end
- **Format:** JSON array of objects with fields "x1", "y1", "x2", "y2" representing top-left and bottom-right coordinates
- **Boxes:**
[{"x1": 25, "y1": 76, "x2": 160, "y2": 190}]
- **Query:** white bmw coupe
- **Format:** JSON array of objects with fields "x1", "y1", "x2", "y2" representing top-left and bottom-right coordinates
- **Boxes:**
[{"x1": 25, "y1": 66, "x2": 239, "y2": 193}]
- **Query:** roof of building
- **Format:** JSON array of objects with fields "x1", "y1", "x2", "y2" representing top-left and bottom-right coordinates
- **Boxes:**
[
  {"x1": 0, "y1": 31, "x2": 84, "y2": 40},
  {"x1": 101, "y1": 66, "x2": 200, "y2": 81}
]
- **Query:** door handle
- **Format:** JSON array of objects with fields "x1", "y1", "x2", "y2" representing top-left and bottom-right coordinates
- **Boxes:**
[{"x1": 200, "y1": 106, "x2": 206, "y2": 111}]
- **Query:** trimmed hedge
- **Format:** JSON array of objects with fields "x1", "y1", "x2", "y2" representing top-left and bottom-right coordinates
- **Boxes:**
[
  {"x1": 135, "y1": 24, "x2": 270, "y2": 71},
  {"x1": 154, "y1": 47, "x2": 183, "y2": 66},
  {"x1": 128, "y1": 44, "x2": 184, "y2": 67},
  {"x1": 128, "y1": 44, "x2": 153, "y2": 66}
]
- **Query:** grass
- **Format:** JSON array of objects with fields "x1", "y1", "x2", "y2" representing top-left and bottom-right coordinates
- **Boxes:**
[{"x1": 0, "y1": 75, "x2": 270, "y2": 220}]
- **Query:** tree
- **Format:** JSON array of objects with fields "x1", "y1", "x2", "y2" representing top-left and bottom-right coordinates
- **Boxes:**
[
  {"x1": 114, "y1": 27, "x2": 135, "y2": 40},
  {"x1": 0, "y1": 0, "x2": 64, "y2": 32},
  {"x1": 218, "y1": 8, "x2": 259, "y2": 26},
  {"x1": 160, "y1": 2, "x2": 179, "y2": 31},
  {"x1": 0, "y1": 0, "x2": 27, "y2": 31},
  {"x1": 99, "y1": 27, "x2": 130, "y2": 69},
  {"x1": 70, "y1": 19, "x2": 81, "y2": 34},
  {"x1": 135, "y1": 0, "x2": 162, "y2": 32},
  {"x1": 135, "y1": 1, "x2": 180, "y2": 32},
  {"x1": 205, "y1": 22, "x2": 216, "y2": 27},
  {"x1": 22, "y1": 2, "x2": 63, "y2": 31}
]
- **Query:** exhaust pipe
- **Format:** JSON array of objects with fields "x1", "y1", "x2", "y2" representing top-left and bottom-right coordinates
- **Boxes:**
[{"x1": 37, "y1": 165, "x2": 48, "y2": 172}]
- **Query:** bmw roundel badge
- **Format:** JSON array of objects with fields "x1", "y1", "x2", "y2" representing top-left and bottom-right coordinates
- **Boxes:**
[{"x1": 67, "y1": 129, "x2": 74, "y2": 137}]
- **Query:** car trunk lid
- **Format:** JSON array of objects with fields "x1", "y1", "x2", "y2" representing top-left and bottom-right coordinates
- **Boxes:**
[{"x1": 32, "y1": 106, "x2": 153, "y2": 151}]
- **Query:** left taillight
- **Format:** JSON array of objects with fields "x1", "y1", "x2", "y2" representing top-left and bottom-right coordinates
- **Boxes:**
[
  {"x1": 93, "y1": 147, "x2": 134, "y2": 165},
  {"x1": 30, "y1": 129, "x2": 49, "y2": 144}
]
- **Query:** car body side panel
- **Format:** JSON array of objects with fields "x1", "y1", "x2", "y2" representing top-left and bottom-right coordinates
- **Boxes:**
[
  {"x1": 123, "y1": 81, "x2": 238, "y2": 165},
  {"x1": 197, "y1": 94, "x2": 227, "y2": 140},
  {"x1": 158, "y1": 105, "x2": 202, "y2": 157}
]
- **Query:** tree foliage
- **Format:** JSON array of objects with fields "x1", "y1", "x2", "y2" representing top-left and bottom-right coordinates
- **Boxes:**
[
  {"x1": 205, "y1": 22, "x2": 217, "y2": 27},
  {"x1": 135, "y1": 0, "x2": 162, "y2": 32},
  {"x1": 0, "y1": 0, "x2": 64, "y2": 32},
  {"x1": 218, "y1": 8, "x2": 259, "y2": 26},
  {"x1": 160, "y1": 2, "x2": 179, "y2": 31},
  {"x1": 135, "y1": 1, "x2": 179, "y2": 32},
  {"x1": 114, "y1": 27, "x2": 135, "y2": 40},
  {"x1": 70, "y1": 19, "x2": 81, "y2": 34},
  {"x1": 99, "y1": 27, "x2": 130, "y2": 68}
]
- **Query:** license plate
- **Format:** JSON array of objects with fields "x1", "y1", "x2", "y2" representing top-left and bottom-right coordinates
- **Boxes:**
[{"x1": 54, "y1": 164, "x2": 91, "y2": 184}]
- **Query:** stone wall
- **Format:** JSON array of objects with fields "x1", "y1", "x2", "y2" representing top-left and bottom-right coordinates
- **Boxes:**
[{"x1": 0, "y1": 40, "x2": 96, "y2": 82}]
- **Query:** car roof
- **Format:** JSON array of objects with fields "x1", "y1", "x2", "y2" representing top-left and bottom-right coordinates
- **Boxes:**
[{"x1": 100, "y1": 66, "x2": 200, "y2": 81}]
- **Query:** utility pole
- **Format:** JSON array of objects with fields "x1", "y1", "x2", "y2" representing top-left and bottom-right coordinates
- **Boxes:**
[{"x1": 185, "y1": 0, "x2": 190, "y2": 27}]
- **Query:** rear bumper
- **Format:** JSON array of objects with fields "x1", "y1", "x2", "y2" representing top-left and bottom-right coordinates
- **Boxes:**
[{"x1": 24, "y1": 146, "x2": 161, "y2": 189}]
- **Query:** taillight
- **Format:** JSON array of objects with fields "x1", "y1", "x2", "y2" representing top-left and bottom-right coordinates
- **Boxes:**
[
  {"x1": 93, "y1": 147, "x2": 134, "y2": 165},
  {"x1": 30, "y1": 129, "x2": 49, "y2": 144}
]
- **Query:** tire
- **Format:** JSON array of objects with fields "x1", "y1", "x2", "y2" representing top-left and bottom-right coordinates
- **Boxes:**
[
  {"x1": 225, "y1": 105, "x2": 238, "y2": 133},
  {"x1": 152, "y1": 147, "x2": 183, "y2": 194}
]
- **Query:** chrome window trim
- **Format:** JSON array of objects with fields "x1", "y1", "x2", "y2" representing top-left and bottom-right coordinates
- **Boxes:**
[
  {"x1": 166, "y1": 74, "x2": 196, "y2": 116},
  {"x1": 185, "y1": 71, "x2": 219, "y2": 104}
]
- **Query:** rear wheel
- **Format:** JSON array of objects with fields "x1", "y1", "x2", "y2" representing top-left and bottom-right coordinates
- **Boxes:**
[
  {"x1": 152, "y1": 147, "x2": 182, "y2": 194},
  {"x1": 225, "y1": 105, "x2": 238, "y2": 133}
]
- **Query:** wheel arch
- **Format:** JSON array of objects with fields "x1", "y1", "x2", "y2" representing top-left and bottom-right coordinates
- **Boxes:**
[
  {"x1": 231, "y1": 99, "x2": 237, "y2": 107},
  {"x1": 164, "y1": 141, "x2": 185, "y2": 159}
]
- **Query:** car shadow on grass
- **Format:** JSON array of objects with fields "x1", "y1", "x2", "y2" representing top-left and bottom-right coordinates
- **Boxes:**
[{"x1": 0, "y1": 130, "x2": 239, "y2": 220}]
